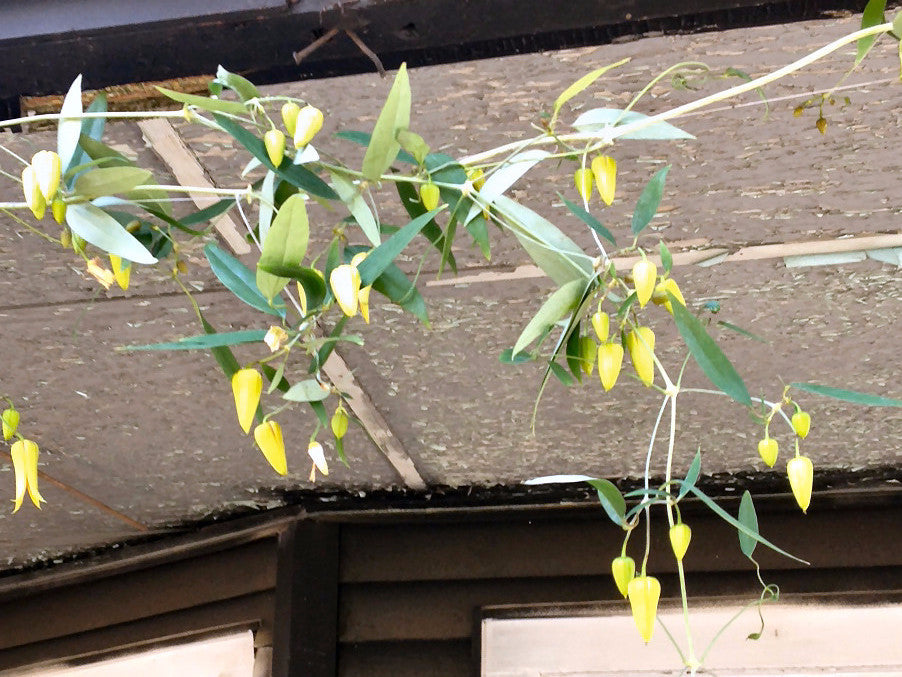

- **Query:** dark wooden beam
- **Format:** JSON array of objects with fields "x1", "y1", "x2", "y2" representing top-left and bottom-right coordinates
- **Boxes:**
[
  {"x1": 272, "y1": 521, "x2": 340, "y2": 677},
  {"x1": 1, "y1": 0, "x2": 867, "y2": 101}
]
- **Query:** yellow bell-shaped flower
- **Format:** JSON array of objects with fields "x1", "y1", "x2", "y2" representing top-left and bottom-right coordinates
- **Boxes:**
[
  {"x1": 632, "y1": 259, "x2": 657, "y2": 308},
  {"x1": 10, "y1": 439, "x2": 45, "y2": 512},
  {"x1": 330, "y1": 264, "x2": 362, "y2": 317},
  {"x1": 627, "y1": 575, "x2": 661, "y2": 643},
  {"x1": 611, "y1": 555, "x2": 635, "y2": 598},
  {"x1": 109, "y1": 255, "x2": 131, "y2": 290},
  {"x1": 21, "y1": 166, "x2": 46, "y2": 220},
  {"x1": 308, "y1": 439, "x2": 329, "y2": 481},
  {"x1": 281, "y1": 102, "x2": 301, "y2": 136},
  {"x1": 598, "y1": 342, "x2": 624, "y2": 392},
  {"x1": 1, "y1": 408, "x2": 19, "y2": 441},
  {"x1": 787, "y1": 455, "x2": 813, "y2": 513},
  {"x1": 232, "y1": 368, "x2": 263, "y2": 434},
  {"x1": 669, "y1": 523, "x2": 692, "y2": 561},
  {"x1": 254, "y1": 420, "x2": 288, "y2": 475},
  {"x1": 32, "y1": 150, "x2": 62, "y2": 202},
  {"x1": 626, "y1": 327, "x2": 656, "y2": 387},
  {"x1": 293, "y1": 105, "x2": 324, "y2": 148},
  {"x1": 591, "y1": 155, "x2": 617, "y2": 206}
]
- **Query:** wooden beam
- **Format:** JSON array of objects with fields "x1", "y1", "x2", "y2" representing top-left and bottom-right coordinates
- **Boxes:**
[{"x1": 138, "y1": 118, "x2": 251, "y2": 255}]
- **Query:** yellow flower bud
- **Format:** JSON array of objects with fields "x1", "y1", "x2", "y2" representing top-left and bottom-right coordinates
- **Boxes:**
[
  {"x1": 263, "y1": 325, "x2": 289, "y2": 352},
  {"x1": 627, "y1": 576, "x2": 661, "y2": 643},
  {"x1": 10, "y1": 439, "x2": 45, "y2": 512},
  {"x1": 611, "y1": 555, "x2": 635, "y2": 598},
  {"x1": 232, "y1": 368, "x2": 263, "y2": 434},
  {"x1": 574, "y1": 167, "x2": 593, "y2": 205},
  {"x1": 330, "y1": 264, "x2": 361, "y2": 317},
  {"x1": 791, "y1": 410, "x2": 811, "y2": 438},
  {"x1": 591, "y1": 155, "x2": 617, "y2": 206},
  {"x1": 293, "y1": 105, "x2": 324, "y2": 148},
  {"x1": 598, "y1": 342, "x2": 623, "y2": 392},
  {"x1": 669, "y1": 523, "x2": 692, "y2": 561},
  {"x1": 467, "y1": 167, "x2": 485, "y2": 190},
  {"x1": 579, "y1": 336, "x2": 596, "y2": 375},
  {"x1": 358, "y1": 285, "x2": 371, "y2": 324},
  {"x1": 1, "y1": 408, "x2": 20, "y2": 441},
  {"x1": 591, "y1": 311, "x2": 609, "y2": 342},
  {"x1": 651, "y1": 278, "x2": 685, "y2": 314},
  {"x1": 21, "y1": 166, "x2": 46, "y2": 220},
  {"x1": 296, "y1": 281, "x2": 309, "y2": 317},
  {"x1": 627, "y1": 327, "x2": 656, "y2": 387},
  {"x1": 757, "y1": 437, "x2": 778, "y2": 467},
  {"x1": 787, "y1": 455, "x2": 813, "y2": 513},
  {"x1": 51, "y1": 197, "x2": 67, "y2": 225},
  {"x1": 281, "y1": 102, "x2": 301, "y2": 136},
  {"x1": 263, "y1": 129, "x2": 286, "y2": 167},
  {"x1": 254, "y1": 420, "x2": 288, "y2": 475},
  {"x1": 331, "y1": 406, "x2": 350, "y2": 439},
  {"x1": 632, "y1": 259, "x2": 657, "y2": 308},
  {"x1": 86, "y1": 258, "x2": 115, "y2": 290},
  {"x1": 420, "y1": 182, "x2": 441, "y2": 211},
  {"x1": 32, "y1": 150, "x2": 62, "y2": 201},
  {"x1": 109, "y1": 254, "x2": 131, "y2": 290},
  {"x1": 308, "y1": 439, "x2": 329, "y2": 481}
]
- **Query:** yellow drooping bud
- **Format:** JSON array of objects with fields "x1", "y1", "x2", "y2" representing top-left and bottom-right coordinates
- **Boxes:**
[
  {"x1": 787, "y1": 455, "x2": 813, "y2": 513},
  {"x1": 420, "y1": 182, "x2": 441, "y2": 211},
  {"x1": 598, "y1": 342, "x2": 624, "y2": 392},
  {"x1": 815, "y1": 117, "x2": 827, "y2": 134},
  {"x1": 669, "y1": 523, "x2": 692, "y2": 561},
  {"x1": 86, "y1": 258, "x2": 115, "y2": 290},
  {"x1": 60, "y1": 227, "x2": 72, "y2": 249},
  {"x1": 651, "y1": 278, "x2": 685, "y2": 314},
  {"x1": 254, "y1": 420, "x2": 288, "y2": 475},
  {"x1": 32, "y1": 150, "x2": 62, "y2": 201},
  {"x1": 296, "y1": 281, "x2": 309, "y2": 316},
  {"x1": 467, "y1": 167, "x2": 485, "y2": 190},
  {"x1": 627, "y1": 576, "x2": 661, "y2": 643},
  {"x1": 591, "y1": 311, "x2": 609, "y2": 342},
  {"x1": 263, "y1": 325, "x2": 289, "y2": 352},
  {"x1": 293, "y1": 105, "x2": 324, "y2": 148},
  {"x1": 791, "y1": 410, "x2": 811, "y2": 438},
  {"x1": 627, "y1": 327, "x2": 656, "y2": 387},
  {"x1": 591, "y1": 155, "x2": 617, "y2": 206},
  {"x1": 358, "y1": 285, "x2": 371, "y2": 324},
  {"x1": 330, "y1": 264, "x2": 362, "y2": 317},
  {"x1": 10, "y1": 439, "x2": 45, "y2": 512},
  {"x1": 281, "y1": 102, "x2": 301, "y2": 136},
  {"x1": 611, "y1": 555, "x2": 635, "y2": 598},
  {"x1": 331, "y1": 406, "x2": 350, "y2": 439},
  {"x1": 574, "y1": 167, "x2": 593, "y2": 205},
  {"x1": 578, "y1": 336, "x2": 596, "y2": 375},
  {"x1": 232, "y1": 368, "x2": 263, "y2": 434},
  {"x1": 21, "y1": 166, "x2": 46, "y2": 220},
  {"x1": 757, "y1": 437, "x2": 778, "y2": 467},
  {"x1": 51, "y1": 197, "x2": 67, "y2": 225},
  {"x1": 308, "y1": 439, "x2": 329, "y2": 481},
  {"x1": 632, "y1": 259, "x2": 657, "y2": 308},
  {"x1": 263, "y1": 129, "x2": 286, "y2": 167},
  {"x1": 109, "y1": 254, "x2": 131, "y2": 290},
  {"x1": 1, "y1": 407, "x2": 20, "y2": 441}
]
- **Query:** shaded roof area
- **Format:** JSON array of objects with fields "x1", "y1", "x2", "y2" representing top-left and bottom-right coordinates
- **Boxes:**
[{"x1": 0, "y1": 10, "x2": 900, "y2": 572}]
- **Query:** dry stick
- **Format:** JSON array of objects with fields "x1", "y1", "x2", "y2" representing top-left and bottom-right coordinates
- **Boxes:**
[
  {"x1": 37, "y1": 468, "x2": 149, "y2": 532},
  {"x1": 293, "y1": 26, "x2": 340, "y2": 64},
  {"x1": 345, "y1": 29, "x2": 387, "y2": 77}
]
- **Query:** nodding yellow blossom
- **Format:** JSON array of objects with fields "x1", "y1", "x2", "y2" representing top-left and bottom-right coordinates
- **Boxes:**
[
  {"x1": 330, "y1": 264, "x2": 362, "y2": 317},
  {"x1": 232, "y1": 368, "x2": 263, "y2": 434},
  {"x1": 307, "y1": 440, "x2": 328, "y2": 481},
  {"x1": 591, "y1": 155, "x2": 617, "y2": 206},
  {"x1": 293, "y1": 105, "x2": 323, "y2": 148},
  {"x1": 10, "y1": 439, "x2": 45, "y2": 512},
  {"x1": 109, "y1": 255, "x2": 131, "y2": 290},
  {"x1": 627, "y1": 576, "x2": 661, "y2": 643},
  {"x1": 21, "y1": 166, "x2": 46, "y2": 220},
  {"x1": 31, "y1": 150, "x2": 62, "y2": 202},
  {"x1": 254, "y1": 420, "x2": 288, "y2": 475},
  {"x1": 86, "y1": 258, "x2": 115, "y2": 290},
  {"x1": 264, "y1": 325, "x2": 289, "y2": 353}
]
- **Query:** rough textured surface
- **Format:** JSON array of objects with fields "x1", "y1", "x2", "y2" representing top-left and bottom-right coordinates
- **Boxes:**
[{"x1": 0, "y1": 11, "x2": 900, "y2": 570}]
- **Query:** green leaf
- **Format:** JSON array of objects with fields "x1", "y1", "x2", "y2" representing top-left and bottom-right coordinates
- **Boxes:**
[
  {"x1": 362, "y1": 63, "x2": 411, "y2": 181},
  {"x1": 283, "y1": 379, "x2": 331, "y2": 403},
  {"x1": 120, "y1": 330, "x2": 266, "y2": 351},
  {"x1": 678, "y1": 449, "x2": 701, "y2": 500},
  {"x1": 789, "y1": 382, "x2": 902, "y2": 407},
  {"x1": 670, "y1": 294, "x2": 751, "y2": 406},
  {"x1": 573, "y1": 108, "x2": 694, "y2": 141},
  {"x1": 356, "y1": 209, "x2": 441, "y2": 287},
  {"x1": 659, "y1": 241, "x2": 673, "y2": 274},
  {"x1": 857, "y1": 0, "x2": 887, "y2": 65},
  {"x1": 257, "y1": 193, "x2": 309, "y2": 301},
  {"x1": 466, "y1": 214, "x2": 491, "y2": 260},
  {"x1": 513, "y1": 279, "x2": 586, "y2": 356},
  {"x1": 65, "y1": 203, "x2": 157, "y2": 264},
  {"x1": 204, "y1": 243, "x2": 286, "y2": 317},
  {"x1": 309, "y1": 399, "x2": 330, "y2": 427},
  {"x1": 551, "y1": 59, "x2": 630, "y2": 126},
  {"x1": 558, "y1": 193, "x2": 616, "y2": 247},
  {"x1": 466, "y1": 149, "x2": 550, "y2": 226},
  {"x1": 396, "y1": 129, "x2": 430, "y2": 164},
  {"x1": 77, "y1": 135, "x2": 132, "y2": 167},
  {"x1": 156, "y1": 87, "x2": 249, "y2": 115},
  {"x1": 213, "y1": 114, "x2": 338, "y2": 200},
  {"x1": 565, "y1": 326, "x2": 582, "y2": 381},
  {"x1": 586, "y1": 478, "x2": 626, "y2": 526},
  {"x1": 893, "y1": 10, "x2": 902, "y2": 38},
  {"x1": 499, "y1": 348, "x2": 533, "y2": 364},
  {"x1": 214, "y1": 65, "x2": 261, "y2": 102},
  {"x1": 312, "y1": 317, "x2": 347, "y2": 372},
  {"x1": 686, "y1": 486, "x2": 808, "y2": 564},
  {"x1": 58, "y1": 75, "x2": 84, "y2": 174},
  {"x1": 334, "y1": 130, "x2": 417, "y2": 165},
  {"x1": 632, "y1": 165, "x2": 671, "y2": 236},
  {"x1": 199, "y1": 314, "x2": 241, "y2": 380},
  {"x1": 549, "y1": 360, "x2": 575, "y2": 386},
  {"x1": 738, "y1": 490, "x2": 759, "y2": 559},
  {"x1": 371, "y1": 262, "x2": 429, "y2": 324},
  {"x1": 494, "y1": 195, "x2": 593, "y2": 285},
  {"x1": 68, "y1": 93, "x2": 108, "y2": 185},
  {"x1": 330, "y1": 172, "x2": 380, "y2": 246},
  {"x1": 717, "y1": 320, "x2": 768, "y2": 343},
  {"x1": 74, "y1": 167, "x2": 152, "y2": 199}
]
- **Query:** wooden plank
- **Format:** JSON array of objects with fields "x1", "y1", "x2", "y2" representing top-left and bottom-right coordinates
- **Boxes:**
[
  {"x1": 0, "y1": 539, "x2": 277, "y2": 650},
  {"x1": 271, "y1": 521, "x2": 340, "y2": 677},
  {"x1": 338, "y1": 639, "x2": 471, "y2": 677},
  {"x1": 0, "y1": 591, "x2": 273, "y2": 673},
  {"x1": 138, "y1": 118, "x2": 251, "y2": 255}
]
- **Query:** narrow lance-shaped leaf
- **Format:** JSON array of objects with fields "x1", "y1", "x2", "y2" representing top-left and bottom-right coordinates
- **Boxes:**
[
  {"x1": 66, "y1": 203, "x2": 157, "y2": 264},
  {"x1": 214, "y1": 65, "x2": 261, "y2": 102},
  {"x1": 513, "y1": 279, "x2": 586, "y2": 356},
  {"x1": 356, "y1": 209, "x2": 441, "y2": 287},
  {"x1": 204, "y1": 243, "x2": 286, "y2": 317},
  {"x1": 677, "y1": 449, "x2": 701, "y2": 500},
  {"x1": 120, "y1": 330, "x2": 267, "y2": 351},
  {"x1": 58, "y1": 75, "x2": 84, "y2": 174},
  {"x1": 362, "y1": 63, "x2": 411, "y2": 181},
  {"x1": 632, "y1": 165, "x2": 670, "y2": 236},
  {"x1": 790, "y1": 382, "x2": 902, "y2": 407},
  {"x1": 857, "y1": 0, "x2": 887, "y2": 65},
  {"x1": 558, "y1": 193, "x2": 616, "y2": 247},
  {"x1": 669, "y1": 293, "x2": 752, "y2": 406},
  {"x1": 586, "y1": 478, "x2": 627, "y2": 526},
  {"x1": 156, "y1": 87, "x2": 249, "y2": 115},
  {"x1": 551, "y1": 59, "x2": 630, "y2": 127},
  {"x1": 283, "y1": 379, "x2": 331, "y2": 403},
  {"x1": 257, "y1": 193, "x2": 310, "y2": 302},
  {"x1": 738, "y1": 490, "x2": 759, "y2": 559},
  {"x1": 74, "y1": 167, "x2": 152, "y2": 199},
  {"x1": 331, "y1": 172, "x2": 380, "y2": 246}
]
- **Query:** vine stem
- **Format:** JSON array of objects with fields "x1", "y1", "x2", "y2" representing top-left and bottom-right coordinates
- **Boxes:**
[
  {"x1": 680, "y1": 388, "x2": 794, "y2": 428},
  {"x1": 0, "y1": 109, "x2": 184, "y2": 130},
  {"x1": 459, "y1": 22, "x2": 893, "y2": 166}
]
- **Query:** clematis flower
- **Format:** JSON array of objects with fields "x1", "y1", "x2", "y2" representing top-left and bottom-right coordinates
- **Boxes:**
[
  {"x1": 86, "y1": 258, "x2": 115, "y2": 290},
  {"x1": 307, "y1": 440, "x2": 328, "y2": 481},
  {"x1": 21, "y1": 166, "x2": 46, "y2": 220},
  {"x1": 31, "y1": 150, "x2": 62, "y2": 201},
  {"x1": 232, "y1": 368, "x2": 263, "y2": 434},
  {"x1": 329, "y1": 264, "x2": 361, "y2": 317},
  {"x1": 10, "y1": 439, "x2": 45, "y2": 512},
  {"x1": 264, "y1": 325, "x2": 289, "y2": 352},
  {"x1": 254, "y1": 420, "x2": 287, "y2": 475},
  {"x1": 109, "y1": 255, "x2": 131, "y2": 290}
]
